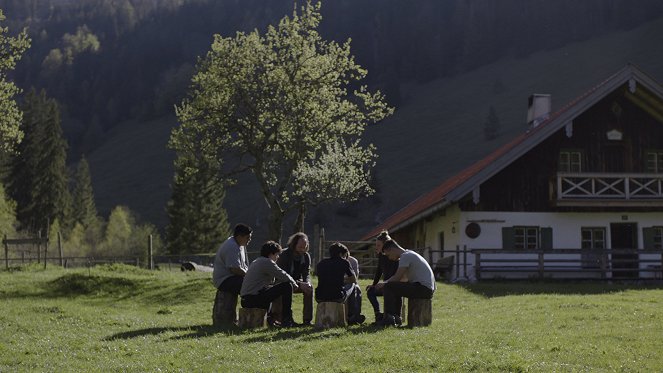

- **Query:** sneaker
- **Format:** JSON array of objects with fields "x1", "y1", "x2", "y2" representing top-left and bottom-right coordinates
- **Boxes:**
[
  {"x1": 376, "y1": 313, "x2": 397, "y2": 327},
  {"x1": 280, "y1": 319, "x2": 300, "y2": 327},
  {"x1": 394, "y1": 315, "x2": 402, "y2": 326},
  {"x1": 348, "y1": 314, "x2": 366, "y2": 325}
]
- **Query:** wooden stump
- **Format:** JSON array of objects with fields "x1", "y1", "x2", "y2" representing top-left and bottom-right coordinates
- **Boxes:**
[
  {"x1": 238, "y1": 308, "x2": 267, "y2": 328},
  {"x1": 407, "y1": 298, "x2": 432, "y2": 327},
  {"x1": 315, "y1": 302, "x2": 346, "y2": 329},
  {"x1": 212, "y1": 290, "x2": 237, "y2": 326}
]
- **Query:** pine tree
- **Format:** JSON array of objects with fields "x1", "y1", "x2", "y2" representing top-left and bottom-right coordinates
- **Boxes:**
[
  {"x1": 71, "y1": 156, "x2": 98, "y2": 228},
  {"x1": 484, "y1": 105, "x2": 501, "y2": 141},
  {"x1": 10, "y1": 89, "x2": 71, "y2": 233},
  {"x1": 165, "y1": 154, "x2": 229, "y2": 255}
]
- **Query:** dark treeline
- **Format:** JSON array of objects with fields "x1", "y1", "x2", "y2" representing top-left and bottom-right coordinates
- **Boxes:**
[{"x1": 2, "y1": 0, "x2": 663, "y2": 158}]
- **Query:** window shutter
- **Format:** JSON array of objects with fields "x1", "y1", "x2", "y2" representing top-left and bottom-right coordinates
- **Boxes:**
[
  {"x1": 502, "y1": 227, "x2": 514, "y2": 249},
  {"x1": 643, "y1": 227, "x2": 655, "y2": 250},
  {"x1": 540, "y1": 227, "x2": 553, "y2": 249}
]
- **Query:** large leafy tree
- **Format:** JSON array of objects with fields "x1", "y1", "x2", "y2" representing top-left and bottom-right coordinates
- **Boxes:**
[
  {"x1": 165, "y1": 153, "x2": 229, "y2": 255},
  {"x1": 0, "y1": 9, "x2": 29, "y2": 153},
  {"x1": 172, "y1": 1, "x2": 392, "y2": 242}
]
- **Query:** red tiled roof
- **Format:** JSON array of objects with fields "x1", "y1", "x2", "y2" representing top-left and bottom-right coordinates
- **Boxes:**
[{"x1": 360, "y1": 65, "x2": 638, "y2": 241}]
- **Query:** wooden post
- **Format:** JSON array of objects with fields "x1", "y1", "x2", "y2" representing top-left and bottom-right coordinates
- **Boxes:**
[
  {"x1": 318, "y1": 228, "x2": 325, "y2": 265},
  {"x1": 44, "y1": 232, "x2": 48, "y2": 270},
  {"x1": 600, "y1": 251, "x2": 607, "y2": 279},
  {"x1": 455, "y1": 245, "x2": 460, "y2": 279},
  {"x1": 37, "y1": 231, "x2": 41, "y2": 264},
  {"x1": 463, "y1": 245, "x2": 468, "y2": 280},
  {"x1": 58, "y1": 232, "x2": 63, "y2": 267},
  {"x1": 312, "y1": 224, "x2": 320, "y2": 264},
  {"x1": 4, "y1": 234, "x2": 8, "y2": 270},
  {"x1": 148, "y1": 234, "x2": 154, "y2": 270}
]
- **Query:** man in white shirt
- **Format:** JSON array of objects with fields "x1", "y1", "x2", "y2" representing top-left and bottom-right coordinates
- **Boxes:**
[
  {"x1": 375, "y1": 239, "x2": 435, "y2": 326},
  {"x1": 212, "y1": 223, "x2": 252, "y2": 295}
]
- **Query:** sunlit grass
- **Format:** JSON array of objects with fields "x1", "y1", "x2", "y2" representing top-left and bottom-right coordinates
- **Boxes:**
[{"x1": 1, "y1": 265, "x2": 662, "y2": 371}]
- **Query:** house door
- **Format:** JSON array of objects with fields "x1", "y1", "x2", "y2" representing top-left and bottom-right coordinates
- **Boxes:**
[{"x1": 610, "y1": 223, "x2": 638, "y2": 278}]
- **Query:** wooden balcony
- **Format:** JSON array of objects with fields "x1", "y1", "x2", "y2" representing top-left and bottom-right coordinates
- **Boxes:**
[{"x1": 556, "y1": 172, "x2": 663, "y2": 206}]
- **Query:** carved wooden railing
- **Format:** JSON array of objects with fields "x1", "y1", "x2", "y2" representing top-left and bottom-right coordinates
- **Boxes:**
[{"x1": 557, "y1": 173, "x2": 663, "y2": 200}]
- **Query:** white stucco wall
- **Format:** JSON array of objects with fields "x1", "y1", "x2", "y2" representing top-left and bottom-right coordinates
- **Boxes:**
[{"x1": 416, "y1": 209, "x2": 663, "y2": 280}]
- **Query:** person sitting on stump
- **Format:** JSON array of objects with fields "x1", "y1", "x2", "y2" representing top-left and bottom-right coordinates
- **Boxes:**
[
  {"x1": 212, "y1": 223, "x2": 252, "y2": 295},
  {"x1": 315, "y1": 242, "x2": 365, "y2": 324},
  {"x1": 366, "y1": 230, "x2": 399, "y2": 323},
  {"x1": 275, "y1": 232, "x2": 314, "y2": 325},
  {"x1": 375, "y1": 239, "x2": 435, "y2": 327},
  {"x1": 240, "y1": 241, "x2": 298, "y2": 327}
]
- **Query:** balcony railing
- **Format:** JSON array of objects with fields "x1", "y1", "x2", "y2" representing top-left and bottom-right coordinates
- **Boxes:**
[{"x1": 557, "y1": 172, "x2": 663, "y2": 201}]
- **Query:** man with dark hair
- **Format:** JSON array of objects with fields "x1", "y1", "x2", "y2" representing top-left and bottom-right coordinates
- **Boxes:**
[
  {"x1": 375, "y1": 239, "x2": 435, "y2": 327},
  {"x1": 212, "y1": 223, "x2": 252, "y2": 295},
  {"x1": 274, "y1": 232, "x2": 313, "y2": 325},
  {"x1": 315, "y1": 242, "x2": 365, "y2": 324},
  {"x1": 240, "y1": 241, "x2": 298, "y2": 327}
]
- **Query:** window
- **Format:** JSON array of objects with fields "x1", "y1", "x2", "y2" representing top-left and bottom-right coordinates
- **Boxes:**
[
  {"x1": 559, "y1": 150, "x2": 582, "y2": 172},
  {"x1": 581, "y1": 227, "x2": 605, "y2": 268},
  {"x1": 645, "y1": 151, "x2": 663, "y2": 173},
  {"x1": 514, "y1": 226, "x2": 539, "y2": 249},
  {"x1": 643, "y1": 227, "x2": 663, "y2": 250},
  {"x1": 503, "y1": 226, "x2": 552, "y2": 250}
]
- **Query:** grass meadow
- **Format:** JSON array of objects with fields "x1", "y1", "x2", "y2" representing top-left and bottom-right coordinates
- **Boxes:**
[{"x1": 1, "y1": 264, "x2": 662, "y2": 372}]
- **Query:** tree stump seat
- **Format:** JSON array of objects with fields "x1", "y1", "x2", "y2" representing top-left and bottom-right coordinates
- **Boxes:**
[
  {"x1": 315, "y1": 302, "x2": 346, "y2": 329},
  {"x1": 212, "y1": 290, "x2": 238, "y2": 326},
  {"x1": 238, "y1": 307, "x2": 267, "y2": 328},
  {"x1": 407, "y1": 298, "x2": 432, "y2": 327}
]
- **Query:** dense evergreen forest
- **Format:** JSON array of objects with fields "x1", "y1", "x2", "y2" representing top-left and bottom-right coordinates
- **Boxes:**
[{"x1": 2, "y1": 0, "x2": 663, "y2": 159}]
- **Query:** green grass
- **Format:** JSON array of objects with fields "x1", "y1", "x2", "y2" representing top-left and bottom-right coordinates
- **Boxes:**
[{"x1": 1, "y1": 265, "x2": 662, "y2": 371}]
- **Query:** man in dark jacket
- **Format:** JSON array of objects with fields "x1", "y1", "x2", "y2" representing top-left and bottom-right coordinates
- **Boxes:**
[
  {"x1": 274, "y1": 232, "x2": 313, "y2": 325},
  {"x1": 315, "y1": 242, "x2": 365, "y2": 324}
]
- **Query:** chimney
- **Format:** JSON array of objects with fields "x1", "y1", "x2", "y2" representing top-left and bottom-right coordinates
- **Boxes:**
[{"x1": 527, "y1": 94, "x2": 551, "y2": 127}]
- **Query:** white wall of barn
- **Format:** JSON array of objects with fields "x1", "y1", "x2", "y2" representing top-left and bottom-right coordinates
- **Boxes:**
[{"x1": 413, "y1": 209, "x2": 663, "y2": 280}]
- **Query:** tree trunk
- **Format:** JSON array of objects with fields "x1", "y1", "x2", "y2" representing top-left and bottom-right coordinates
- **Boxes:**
[
  {"x1": 293, "y1": 202, "x2": 306, "y2": 234},
  {"x1": 267, "y1": 207, "x2": 284, "y2": 243}
]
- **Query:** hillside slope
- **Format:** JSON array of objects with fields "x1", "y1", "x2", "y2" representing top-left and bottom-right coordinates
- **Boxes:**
[{"x1": 87, "y1": 16, "x2": 663, "y2": 243}]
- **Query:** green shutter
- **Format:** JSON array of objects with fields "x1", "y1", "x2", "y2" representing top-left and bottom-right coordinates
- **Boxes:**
[
  {"x1": 643, "y1": 227, "x2": 655, "y2": 250},
  {"x1": 502, "y1": 227, "x2": 514, "y2": 249},
  {"x1": 540, "y1": 227, "x2": 553, "y2": 249}
]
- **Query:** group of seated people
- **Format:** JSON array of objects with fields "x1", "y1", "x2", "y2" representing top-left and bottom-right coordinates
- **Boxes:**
[{"x1": 212, "y1": 223, "x2": 435, "y2": 327}]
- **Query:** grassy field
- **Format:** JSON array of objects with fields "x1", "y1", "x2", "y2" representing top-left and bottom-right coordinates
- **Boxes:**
[{"x1": 1, "y1": 265, "x2": 662, "y2": 372}]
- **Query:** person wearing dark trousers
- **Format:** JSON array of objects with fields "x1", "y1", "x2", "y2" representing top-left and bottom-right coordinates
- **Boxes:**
[
  {"x1": 275, "y1": 232, "x2": 313, "y2": 325},
  {"x1": 212, "y1": 223, "x2": 252, "y2": 295},
  {"x1": 315, "y1": 242, "x2": 366, "y2": 324},
  {"x1": 240, "y1": 241, "x2": 298, "y2": 327},
  {"x1": 366, "y1": 230, "x2": 399, "y2": 323},
  {"x1": 375, "y1": 239, "x2": 435, "y2": 327}
]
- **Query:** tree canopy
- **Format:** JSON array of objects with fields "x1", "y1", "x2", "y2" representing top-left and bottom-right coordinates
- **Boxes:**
[
  {"x1": 0, "y1": 9, "x2": 30, "y2": 152},
  {"x1": 171, "y1": 1, "x2": 392, "y2": 241}
]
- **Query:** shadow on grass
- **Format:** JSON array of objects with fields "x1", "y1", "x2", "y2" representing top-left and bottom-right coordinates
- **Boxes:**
[
  {"x1": 105, "y1": 323, "x2": 393, "y2": 342},
  {"x1": 104, "y1": 324, "x2": 243, "y2": 340},
  {"x1": 457, "y1": 280, "x2": 663, "y2": 298},
  {"x1": 45, "y1": 273, "x2": 142, "y2": 297}
]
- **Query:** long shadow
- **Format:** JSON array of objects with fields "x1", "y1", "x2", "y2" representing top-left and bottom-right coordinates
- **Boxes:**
[
  {"x1": 104, "y1": 324, "x2": 242, "y2": 341},
  {"x1": 456, "y1": 280, "x2": 663, "y2": 298}
]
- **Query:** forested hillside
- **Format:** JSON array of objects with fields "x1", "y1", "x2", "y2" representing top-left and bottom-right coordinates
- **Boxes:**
[
  {"x1": 2, "y1": 0, "x2": 662, "y2": 156},
  {"x1": 2, "y1": 0, "x2": 663, "y2": 242}
]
